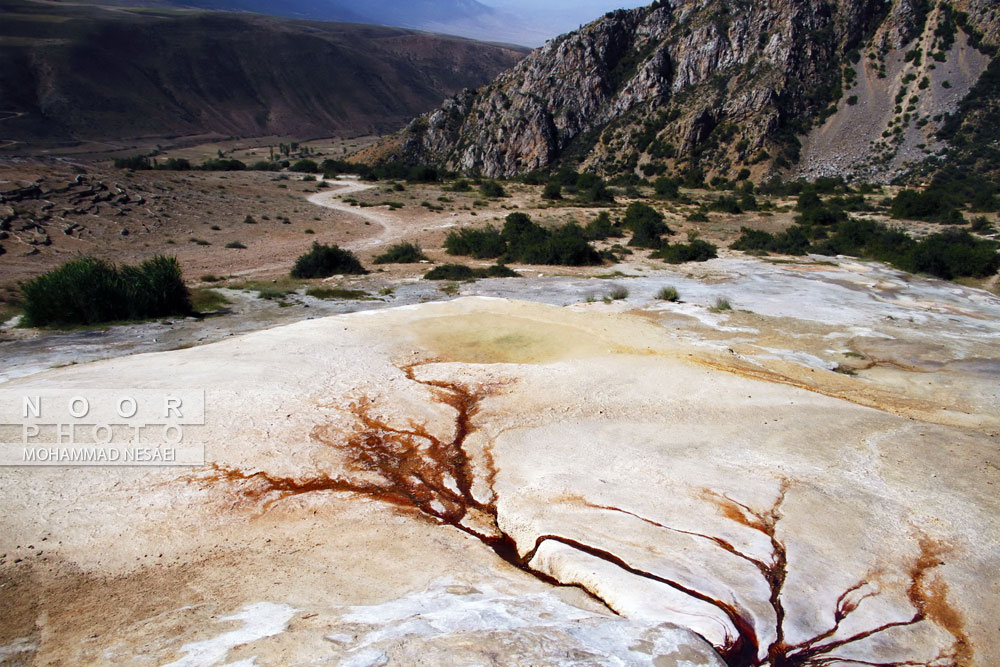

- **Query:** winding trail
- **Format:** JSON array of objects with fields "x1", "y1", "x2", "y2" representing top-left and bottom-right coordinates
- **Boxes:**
[
  {"x1": 306, "y1": 177, "x2": 393, "y2": 251},
  {"x1": 0, "y1": 110, "x2": 27, "y2": 150},
  {"x1": 306, "y1": 175, "x2": 463, "y2": 253}
]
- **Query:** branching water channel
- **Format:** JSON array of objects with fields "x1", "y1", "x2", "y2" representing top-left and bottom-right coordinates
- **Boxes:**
[{"x1": 200, "y1": 363, "x2": 969, "y2": 667}]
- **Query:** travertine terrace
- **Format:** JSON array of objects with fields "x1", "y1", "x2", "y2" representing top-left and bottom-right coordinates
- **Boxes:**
[{"x1": 2, "y1": 277, "x2": 997, "y2": 665}]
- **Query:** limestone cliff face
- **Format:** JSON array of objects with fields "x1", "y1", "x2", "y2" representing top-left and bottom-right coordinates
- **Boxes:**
[{"x1": 363, "y1": 0, "x2": 997, "y2": 182}]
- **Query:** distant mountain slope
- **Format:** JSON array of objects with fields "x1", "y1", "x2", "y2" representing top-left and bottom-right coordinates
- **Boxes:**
[
  {"x1": 0, "y1": 0, "x2": 527, "y2": 150},
  {"x1": 143, "y1": 0, "x2": 492, "y2": 30},
  {"x1": 364, "y1": 0, "x2": 998, "y2": 184},
  {"x1": 69, "y1": 0, "x2": 552, "y2": 46}
]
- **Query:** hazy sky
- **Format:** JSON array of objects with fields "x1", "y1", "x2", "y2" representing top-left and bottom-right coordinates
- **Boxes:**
[
  {"x1": 488, "y1": 0, "x2": 650, "y2": 33},
  {"x1": 448, "y1": 0, "x2": 651, "y2": 45}
]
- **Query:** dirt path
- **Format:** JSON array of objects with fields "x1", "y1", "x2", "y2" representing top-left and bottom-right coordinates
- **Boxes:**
[
  {"x1": 306, "y1": 176, "x2": 464, "y2": 253},
  {"x1": 306, "y1": 177, "x2": 394, "y2": 250},
  {"x1": 0, "y1": 110, "x2": 27, "y2": 150}
]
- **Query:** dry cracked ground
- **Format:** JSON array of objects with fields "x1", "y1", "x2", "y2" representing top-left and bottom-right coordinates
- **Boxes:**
[{"x1": 1, "y1": 166, "x2": 999, "y2": 667}]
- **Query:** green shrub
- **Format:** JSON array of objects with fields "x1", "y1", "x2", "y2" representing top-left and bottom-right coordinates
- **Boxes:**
[
  {"x1": 21, "y1": 256, "x2": 192, "y2": 327},
  {"x1": 657, "y1": 285, "x2": 680, "y2": 301},
  {"x1": 424, "y1": 264, "x2": 477, "y2": 280},
  {"x1": 406, "y1": 165, "x2": 441, "y2": 183},
  {"x1": 423, "y1": 263, "x2": 519, "y2": 280},
  {"x1": 710, "y1": 297, "x2": 732, "y2": 312},
  {"x1": 291, "y1": 242, "x2": 367, "y2": 278},
  {"x1": 653, "y1": 176, "x2": 680, "y2": 199},
  {"x1": 290, "y1": 159, "x2": 319, "y2": 173},
  {"x1": 901, "y1": 229, "x2": 999, "y2": 279},
  {"x1": 709, "y1": 196, "x2": 742, "y2": 214},
  {"x1": 622, "y1": 202, "x2": 672, "y2": 248},
  {"x1": 226, "y1": 241, "x2": 246, "y2": 249},
  {"x1": 520, "y1": 170, "x2": 548, "y2": 185},
  {"x1": 503, "y1": 214, "x2": 602, "y2": 265},
  {"x1": 730, "y1": 227, "x2": 773, "y2": 252},
  {"x1": 480, "y1": 181, "x2": 506, "y2": 198},
  {"x1": 971, "y1": 216, "x2": 995, "y2": 233},
  {"x1": 199, "y1": 159, "x2": 246, "y2": 171},
  {"x1": 653, "y1": 239, "x2": 718, "y2": 263},
  {"x1": 445, "y1": 214, "x2": 602, "y2": 266},
  {"x1": 796, "y1": 190, "x2": 822, "y2": 210},
  {"x1": 583, "y1": 211, "x2": 623, "y2": 240},
  {"x1": 485, "y1": 264, "x2": 520, "y2": 278},
  {"x1": 607, "y1": 286, "x2": 629, "y2": 300},
  {"x1": 890, "y1": 189, "x2": 964, "y2": 224},
  {"x1": 542, "y1": 182, "x2": 563, "y2": 200},
  {"x1": 250, "y1": 160, "x2": 281, "y2": 171},
  {"x1": 731, "y1": 225, "x2": 811, "y2": 255},
  {"x1": 809, "y1": 219, "x2": 999, "y2": 279},
  {"x1": 796, "y1": 205, "x2": 848, "y2": 226},
  {"x1": 575, "y1": 173, "x2": 615, "y2": 203},
  {"x1": 444, "y1": 226, "x2": 506, "y2": 258},
  {"x1": 373, "y1": 242, "x2": 429, "y2": 264}
]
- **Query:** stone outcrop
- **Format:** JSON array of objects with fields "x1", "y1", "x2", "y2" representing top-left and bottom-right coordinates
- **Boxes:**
[{"x1": 363, "y1": 0, "x2": 997, "y2": 182}]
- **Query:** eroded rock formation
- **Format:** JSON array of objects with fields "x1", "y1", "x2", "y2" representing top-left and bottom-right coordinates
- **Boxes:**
[{"x1": 363, "y1": 0, "x2": 997, "y2": 183}]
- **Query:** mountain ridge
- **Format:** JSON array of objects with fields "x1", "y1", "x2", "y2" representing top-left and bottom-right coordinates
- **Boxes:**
[
  {"x1": 0, "y1": 0, "x2": 528, "y2": 151},
  {"x1": 362, "y1": 0, "x2": 998, "y2": 185}
]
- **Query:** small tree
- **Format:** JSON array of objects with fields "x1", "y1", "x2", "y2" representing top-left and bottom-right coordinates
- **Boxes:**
[
  {"x1": 542, "y1": 182, "x2": 563, "y2": 200},
  {"x1": 653, "y1": 176, "x2": 680, "y2": 199},
  {"x1": 622, "y1": 202, "x2": 672, "y2": 248}
]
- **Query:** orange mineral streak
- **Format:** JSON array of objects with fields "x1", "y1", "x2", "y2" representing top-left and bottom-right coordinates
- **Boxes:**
[{"x1": 198, "y1": 364, "x2": 971, "y2": 667}]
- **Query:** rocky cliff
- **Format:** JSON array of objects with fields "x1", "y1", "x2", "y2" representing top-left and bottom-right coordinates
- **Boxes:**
[{"x1": 363, "y1": 0, "x2": 998, "y2": 183}]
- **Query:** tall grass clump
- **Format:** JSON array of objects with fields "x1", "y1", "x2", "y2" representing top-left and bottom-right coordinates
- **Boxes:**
[
  {"x1": 291, "y1": 242, "x2": 367, "y2": 278},
  {"x1": 710, "y1": 297, "x2": 733, "y2": 312},
  {"x1": 657, "y1": 286, "x2": 680, "y2": 301},
  {"x1": 607, "y1": 286, "x2": 629, "y2": 300},
  {"x1": 21, "y1": 256, "x2": 191, "y2": 326}
]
